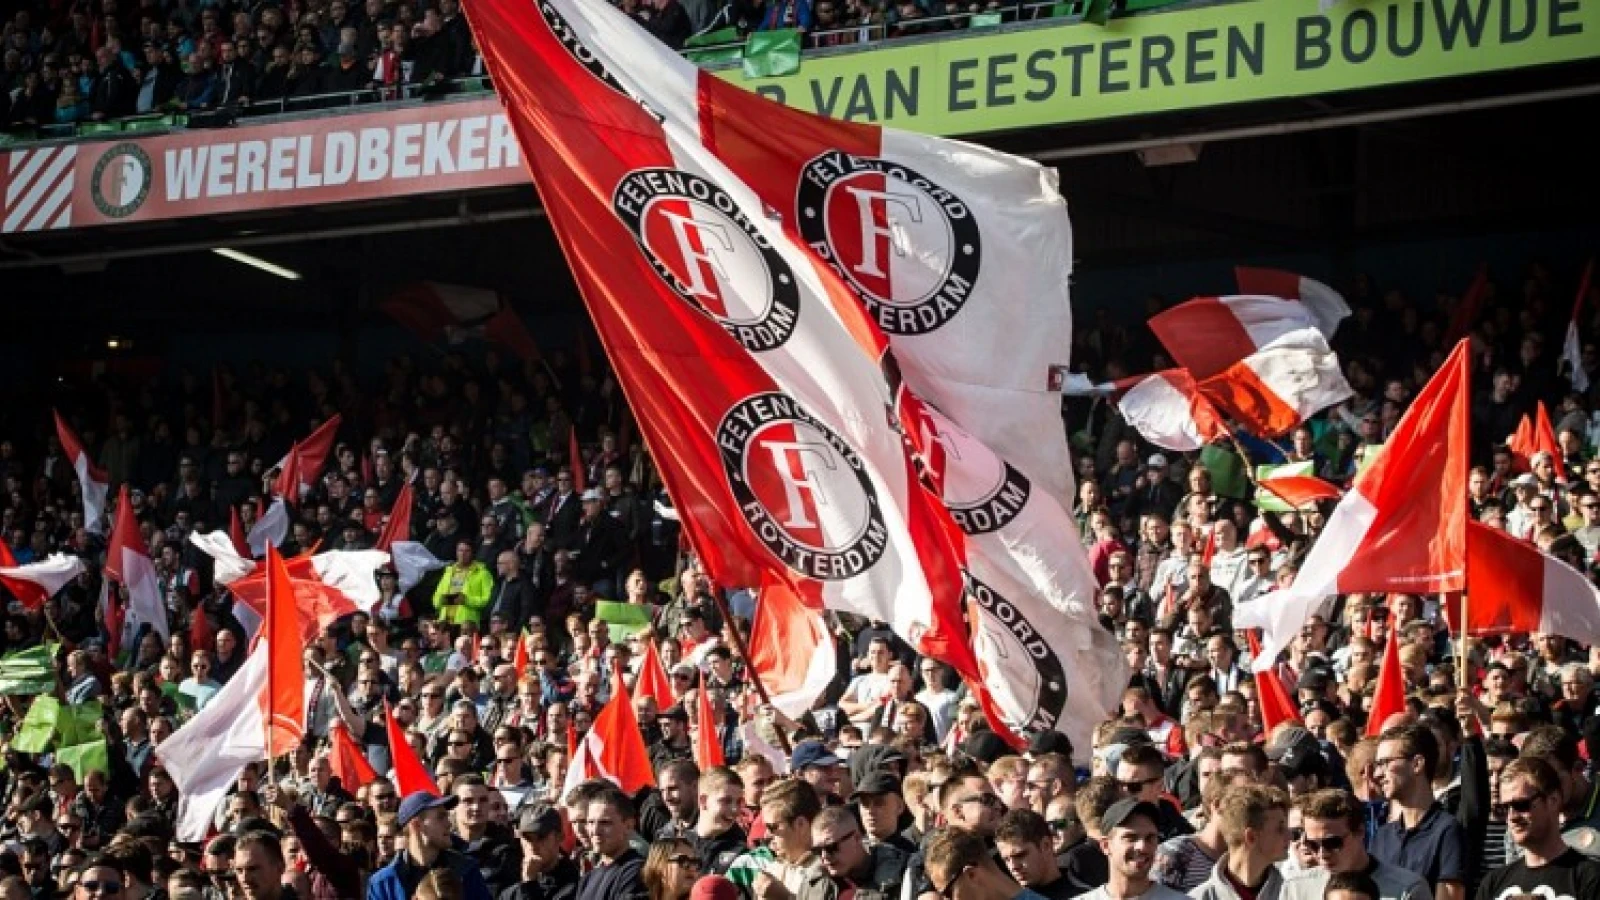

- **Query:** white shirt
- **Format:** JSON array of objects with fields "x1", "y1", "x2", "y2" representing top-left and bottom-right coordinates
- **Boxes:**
[
  {"x1": 916, "y1": 687, "x2": 961, "y2": 741},
  {"x1": 1071, "y1": 882, "x2": 1192, "y2": 900}
]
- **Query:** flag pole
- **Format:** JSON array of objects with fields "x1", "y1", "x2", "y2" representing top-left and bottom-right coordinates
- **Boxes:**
[
  {"x1": 703, "y1": 585, "x2": 792, "y2": 757},
  {"x1": 1458, "y1": 591, "x2": 1469, "y2": 691}
]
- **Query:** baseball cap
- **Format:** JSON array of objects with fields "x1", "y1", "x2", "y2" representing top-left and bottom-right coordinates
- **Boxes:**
[
  {"x1": 660, "y1": 704, "x2": 689, "y2": 722},
  {"x1": 581, "y1": 488, "x2": 604, "y2": 502},
  {"x1": 848, "y1": 770, "x2": 902, "y2": 801},
  {"x1": 790, "y1": 739, "x2": 843, "y2": 771},
  {"x1": 1147, "y1": 454, "x2": 1168, "y2": 468},
  {"x1": 961, "y1": 730, "x2": 1010, "y2": 765},
  {"x1": 397, "y1": 791, "x2": 457, "y2": 827},
  {"x1": 1100, "y1": 798, "x2": 1162, "y2": 834},
  {"x1": 1027, "y1": 731, "x2": 1074, "y2": 759},
  {"x1": 1267, "y1": 727, "x2": 1327, "y2": 778},
  {"x1": 517, "y1": 803, "x2": 563, "y2": 837},
  {"x1": 689, "y1": 876, "x2": 741, "y2": 900},
  {"x1": 1512, "y1": 473, "x2": 1539, "y2": 488}
]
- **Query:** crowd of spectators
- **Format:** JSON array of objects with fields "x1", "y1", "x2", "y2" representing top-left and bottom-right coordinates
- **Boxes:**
[
  {"x1": 0, "y1": 258, "x2": 1599, "y2": 900},
  {"x1": 0, "y1": 0, "x2": 1070, "y2": 132}
]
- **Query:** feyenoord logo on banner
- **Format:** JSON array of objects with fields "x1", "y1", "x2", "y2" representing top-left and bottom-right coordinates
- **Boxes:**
[
  {"x1": 717, "y1": 392, "x2": 888, "y2": 581},
  {"x1": 968, "y1": 573, "x2": 1068, "y2": 733},
  {"x1": 615, "y1": 168, "x2": 800, "y2": 352},
  {"x1": 797, "y1": 151, "x2": 980, "y2": 335}
]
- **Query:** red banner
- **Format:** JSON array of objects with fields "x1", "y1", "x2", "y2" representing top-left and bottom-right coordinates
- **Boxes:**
[{"x1": 0, "y1": 97, "x2": 525, "y2": 234}]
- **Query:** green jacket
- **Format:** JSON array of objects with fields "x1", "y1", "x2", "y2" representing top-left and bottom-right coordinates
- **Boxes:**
[{"x1": 432, "y1": 562, "x2": 494, "y2": 625}]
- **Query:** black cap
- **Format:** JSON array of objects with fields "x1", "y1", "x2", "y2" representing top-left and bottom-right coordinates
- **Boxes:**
[
  {"x1": 1099, "y1": 798, "x2": 1162, "y2": 834},
  {"x1": 1268, "y1": 727, "x2": 1328, "y2": 778},
  {"x1": 660, "y1": 704, "x2": 689, "y2": 722},
  {"x1": 1027, "y1": 731, "x2": 1074, "y2": 758},
  {"x1": 848, "y1": 771, "x2": 902, "y2": 801},
  {"x1": 517, "y1": 803, "x2": 563, "y2": 837},
  {"x1": 961, "y1": 729, "x2": 1009, "y2": 765}
]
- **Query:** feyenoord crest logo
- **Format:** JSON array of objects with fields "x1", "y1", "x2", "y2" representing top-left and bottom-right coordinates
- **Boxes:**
[
  {"x1": 615, "y1": 168, "x2": 800, "y2": 352},
  {"x1": 717, "y1": 392, "x2": 888, "y2": 581},
  {"x1": 910, "y1": 402, "x2": 1029, "y2": 535},
  {"x1": 968, "y1": 573, "x2": 1068, "y2": 733},
  {"x1": 90, "y1": 142, "x2": 152, "y2": 219},
  {"x1": 797, "y1": 150, "x2": 980, "y2": 335}
]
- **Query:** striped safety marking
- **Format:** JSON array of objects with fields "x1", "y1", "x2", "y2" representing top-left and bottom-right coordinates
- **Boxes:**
[{"x1": 3, "y1": 146, "x2": 77, "y2": 233}]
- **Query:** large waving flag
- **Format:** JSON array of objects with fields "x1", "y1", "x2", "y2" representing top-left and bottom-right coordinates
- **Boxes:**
[
  {"x1": 225, "y1": 550, "x2": 383, "y2": 643},
  {"x1": 1238, "y1": 340, "x2": 1471, "y2": 669},
  {"x1": 1069, "y1": 369, "x2": 1230, "y2": 452},
  {"x1": 465, "y1": 0, "x2": 1126, "y2": 750},
  {"x1": 1151, "y1": 295, "x2": 1329, "y2": 381},
  {"x1": 53, "y1": 412, "x2": 110, "y2": 534},
  {"x1": 1232, "y1": 268, "x2": 1351, "y2": 341},
  {"x1": 1195, "y1": 330, "x2": 1352, "y2": 437},
  {"x1": 157, "y1": 648, "x2": 270, "y2": 840},
  {"x1": 105, "y1": 486, "x2": 169, "y2": 644},
  {"x1": 273, "y1": 415, "x2": 342, "y2": 505}
]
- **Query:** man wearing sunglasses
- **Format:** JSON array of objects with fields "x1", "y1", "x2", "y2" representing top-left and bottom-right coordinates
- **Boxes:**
[
  {"x1": 1477, "y1": 757, "x2": 1600, "y2": 900},
  {"x1": 926, "y1": 825, "x2": 1054, "y2": 900},
  {"x1": 1277, "y1": 790, "x2": 1429, "y2": 900},
  {"x1": 1369, "y1": 725, "x2": 1467, "y2": 900},
  {"x1": 796, "y1": 806, "x2": 908, "y2": 900}
]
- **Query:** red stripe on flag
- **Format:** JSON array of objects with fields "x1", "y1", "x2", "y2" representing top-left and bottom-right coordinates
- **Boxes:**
[{"x1": 1234, "y1": 267, "x2": 1302, "y2": 299}]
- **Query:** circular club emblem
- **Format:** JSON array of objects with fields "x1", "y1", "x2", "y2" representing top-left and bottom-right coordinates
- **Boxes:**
[
  {"x1": 797, "y1": 151, "x2": 980, "y2": 335},
  {"x1": 924, "y1": 410, "x2": 1031, "y2": 536},
  {"x1": 718, "y1": 392, "x2": 887, "y2": 580},
  {"x1": 90, "y1": 142, "x2": 152, "y2": 219},
  {"x1": 968, "y1": 573, "x2": 1068, "y2": 734},
  {"x1": 615, "y1": 168, "x2": 800, "y2": 352}
]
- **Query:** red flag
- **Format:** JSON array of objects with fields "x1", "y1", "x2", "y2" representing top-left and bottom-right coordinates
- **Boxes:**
[
  {"x1": 568, "y1": 426, "x2": 586, "y2": 495},
  {"x1": 1365, "y1": 626, "x2": 1406, "y2": 736},
  {"x1": 1442, "y1": 521, "x2": 1600, "y2": 647},
  {"x1": 1200, "y1": 524, "x2": 1218, "y2": 567},
  {"x1": 189, "y1": 604, "x2": 216, "y2": 661},
  {"x1": 328, "y1": 722, "x2": 379, "y2": 791},
  {"x1": 229, "y1": 555, "x2": 361, "y2": 645},
  {"x1": 1241, "y1": 340, "x2": 1471, "y2": 668},
  {"x1": 1246, "y1": 631, "x2": 1301, "y2": 735},
  {"x1": 229, "y1": 506, "x2": 251, "y2": 558},
  {"x1": 565, "y1": 720, "x2": 577, "y2": 761},
  {"x1": 635, "y1": 638, "x2": 673, "y2": 709},
  {"x1": 106, "y1": 484, "x2": 168, "y2": 642},
  {"x1": 376, "y1": 481, "x2": 414, "y2": 552},
  {"x1": 0, "y1": 539, "x2": 48, "y2": 610},
  {"x1": 273, "y1": 415, "x2": 342, "y2": 505},
  {"x1": 573, "y1": 668, "x2": 656, "y2": 795},
  {"x1": 744, "y1": 574, "x2": 834, "y2": 718},
  {"x1": 1535, "y1": 402, "x2": 1567, "y2": 482},
  {"x1": 513, "y1": 629, "x2": 531, "y2": 682},
  {"x1": 261, "y1": 547, "x2": 306, "y2": 757},
  {"x1": 384, "y1": 701, "x2": 439, "y2": 797},
  {"x1": 1258, "y1": 474, "x2": 1343, "y2": 510},
  {"x1": 694, "y1": 679, "x2": 725, "y2": 770},
  {"x1": 1507, "y1": 414, "x2": 1536, "y2": 472},
  {"x1": 1445, "y1": 265, "x2": 1490, "y2": 343}
]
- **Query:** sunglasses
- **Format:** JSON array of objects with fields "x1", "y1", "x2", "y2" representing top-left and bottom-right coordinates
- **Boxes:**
[
  {"x1": 668, "y1": 855, "x2": 701, "y2": 869},
  {"x1": 1116, "y1": 776, "x2": 1160, "y2": 793},
  {"x1": 814, "y1": 831, "x2": 870, "y2": 862},
  {"x1": 80, "y1": 881, "x2": 123, "y2": 895},
  {"x1": 1494, "y1": 794, "x2": 1544, "y2": 817},
  {"x1": 1047, "y1": 818, "x2": 1073, "y2": 832},
  {"x1": 1300, "y1": 835, "x2": 1345, "y2": 854}
]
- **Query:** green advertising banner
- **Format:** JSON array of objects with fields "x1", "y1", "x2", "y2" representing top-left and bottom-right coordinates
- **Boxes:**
[{"x1": 720, "y1": 0, "x2": 1599, "y2": 135}]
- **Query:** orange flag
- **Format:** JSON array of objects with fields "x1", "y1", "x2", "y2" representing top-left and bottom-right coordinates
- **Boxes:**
[
  {"x1": 635, "y1": 639, "x2": 674, "y2": 708},
  {"x1": 1246, "y1": 631, "x2": 1301, "y2": 736},
  {"x1": 694, "y1": 680, "x2": 725, "y2": 770},
  {"x1": 569, "y1": 426, "x2": 587, "y2": 494},
  {"x1": 262, "y1": 547, "x2": 306, "y2": 758},
  {"x1": 1365, "y1": 626, "x2": 1406, "y2": 736},
  {"x1": 581, "y1": 667, "x2": 655, "y2": 795},
  {"x1": 384, "y1": 701, "x2": 439, "y2": 797},
  {"x1": 328, "y1": 722, "x2": 379, "y2": 791},
  {"x1": 376, "y1": 481, "x2": 414, "y2": 552}
]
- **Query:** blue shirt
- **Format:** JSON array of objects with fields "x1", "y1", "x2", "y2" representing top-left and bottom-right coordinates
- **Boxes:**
[{"x1": 1369, "y1": 802, "x2": 1467, "y2": 891}]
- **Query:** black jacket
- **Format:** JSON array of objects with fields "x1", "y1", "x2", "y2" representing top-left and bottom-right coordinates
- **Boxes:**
[
  {"x1": 575, "y1": 849, "x2": 648, "y2": 900},
  {"x1": 488, "y1": 574, "x2": 537, "y2": 630},
  {"x1": 91, "y1": 62, "x2": 137, "y2": 118},
  {"x1": 497, "y1": 858, "x2": 579, "y2": 900}
]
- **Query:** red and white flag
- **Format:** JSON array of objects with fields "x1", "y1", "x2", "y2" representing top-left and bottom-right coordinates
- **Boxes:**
[
  {"x1": 1233, "y1": 268, "x2": 1351, "y2": 341},
  {"x1": 0, "y1": 553, "x2": 85, "y2": 610},
  {"x1": 745, "y1": 574, "x2": 836, "y2": 720},
  {"x1": 1072, "y1": 369, "x2": 1228, "y2": 452},
  {"x1": 1150, "y1": 294, "x2": 1334, "y2": 381},
  {"x1": 1443, "y1": 521, "x2": 1600, "y2": 646},
  {"x1": 1563, "y1": 260, "x2": 1592, "y2": 394},
  {"x1": 157, "y1": 647, "x2": 270, "y2": 840},
  {"x1": 248, "y1": 498, "x2": 290, "y2": 555},
  {"x1": 466, "y1": 0, "x2": 1019, "y2": 739},
  {"x1": 1257, "y1": 473, "x2": 1342, "y2": 510},
  {"x1": 226, "y1": 550, "x2": 381, "y2": 643},
  {"x1": 1197, "y1": 330, "x2": 1351, "y2": 437},
  {"x1": 561, "y1": 668, "x2": 655, "y2": 797},
  {"x1": 105, "y1": 486, "x2": 169, "y2": 643},
  {"x1": 1238, "y1": 339, "x2": 1471, "y2": 669},
  {"x1": 53, "y1": 411, "x2": 109, "y2": 534},
  {"x1": 273, "y1": 415, "x2": 342, "y2": 505}
]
